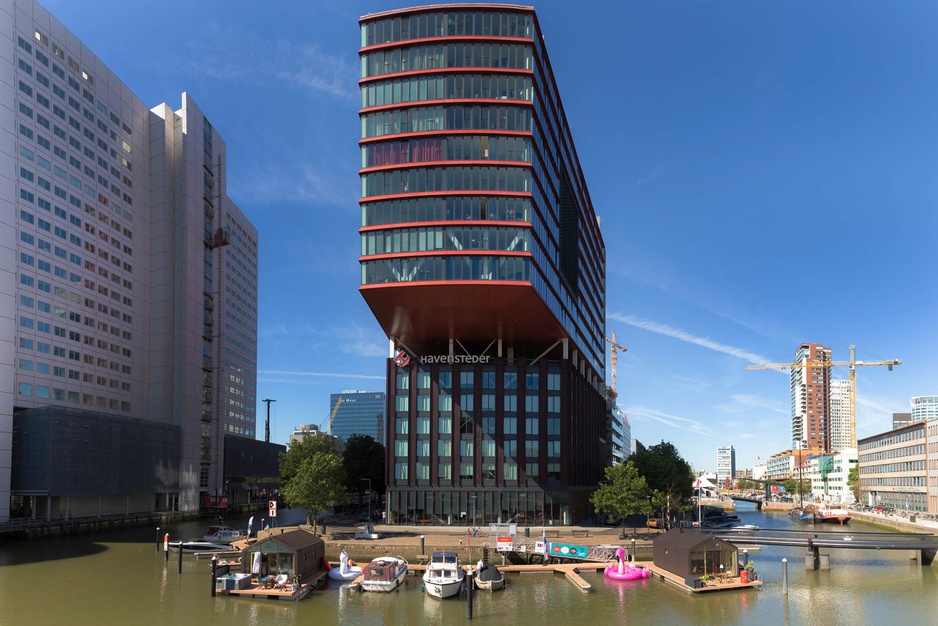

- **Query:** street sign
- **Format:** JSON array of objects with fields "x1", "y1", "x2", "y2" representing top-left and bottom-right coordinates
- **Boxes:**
[{"x1": 269, "y1": 500, "x2": 278, "y2": 518}]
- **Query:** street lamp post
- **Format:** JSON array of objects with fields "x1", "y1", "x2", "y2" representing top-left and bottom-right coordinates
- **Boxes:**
[{"x1": 362, "y1": 478, "x2": 372, "y2": 523}]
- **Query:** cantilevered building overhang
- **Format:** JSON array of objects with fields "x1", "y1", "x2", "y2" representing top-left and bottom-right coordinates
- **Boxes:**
[{"x1": 358, "y1": 5, "x2": 607, "y2": 526}]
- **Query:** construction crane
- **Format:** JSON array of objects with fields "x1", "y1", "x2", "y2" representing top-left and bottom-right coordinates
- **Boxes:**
[
  {"x1": 605, "y1": 330, "x2": 628, "y2": 397},
  {"x1": 328, "y1": 395, "x2": 344, "y2": 433},
  {"x1": 746, "y1": 345, "x2": 901, "y2": 449}
]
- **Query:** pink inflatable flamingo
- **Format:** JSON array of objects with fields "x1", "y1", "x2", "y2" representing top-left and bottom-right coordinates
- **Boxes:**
[{"x1": 604, "y1": 547, "x2": 649, "y2": 581}]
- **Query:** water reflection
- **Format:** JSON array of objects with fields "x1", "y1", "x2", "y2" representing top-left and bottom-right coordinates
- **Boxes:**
[{"x1": 2, "y1": 507, "x2": 938, "y2": 625}]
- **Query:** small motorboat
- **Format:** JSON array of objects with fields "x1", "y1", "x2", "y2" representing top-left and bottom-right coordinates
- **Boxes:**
[
  {"x1": 473, "y1": 561, "x2": 505, "y2": 591},
  {"x1": 360, "y1": 556, "x2": 408, "y2": 592},
  {"x1": 604, "y1": 547, "x2": 649, "y2": 581},
  {"x1": 169, "y1": 540, "x2": 233, "y2": 553},
  {"x1": 423, "y1": 551, "x2": 465, "y2": 599},
  {"x1": 203, "y1": 525, "x2": 246, "y2": 543},
  {"x1": 328, "y1": 549, "x2": 363, "y2": 581}
]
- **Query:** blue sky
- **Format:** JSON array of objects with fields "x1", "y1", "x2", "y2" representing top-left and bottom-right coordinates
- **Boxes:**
[{"x1": 42, "y1": 1, "x2": 937, "y2": 472}]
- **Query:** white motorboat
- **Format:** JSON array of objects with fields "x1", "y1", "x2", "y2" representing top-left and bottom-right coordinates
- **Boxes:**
[
  {"x1": 423, "y1": 551, "x2": 465, "y2": 599},
  {"x1": 169, "y1": 540, "x2": 233, "y2": 553},
  {"x1": 360, "y1": 556, "x2": 408, "y2": 592},
  {"x1": 202, "y1": 525, "x2": 246, "y2": 543}
]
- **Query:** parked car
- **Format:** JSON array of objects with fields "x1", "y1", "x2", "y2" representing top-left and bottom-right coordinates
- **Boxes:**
[{"x1": 646, "y1": 517, "x2": 664, "y2": 529}]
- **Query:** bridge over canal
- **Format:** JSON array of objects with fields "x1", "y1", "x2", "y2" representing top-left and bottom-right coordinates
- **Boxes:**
[{"x1": 702, "y1": 527, "x2": 938, "y2": 567}]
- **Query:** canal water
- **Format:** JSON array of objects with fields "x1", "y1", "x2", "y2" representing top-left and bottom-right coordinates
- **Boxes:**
[{"x1": 1, "y1": 503, "x2": 935, "y2": 626}]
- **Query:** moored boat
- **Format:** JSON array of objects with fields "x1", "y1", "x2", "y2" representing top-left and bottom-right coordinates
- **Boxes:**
[
  {"x1": 360, "y1": 556, "x2": 408, "y2": 592},
  {"x1": 818, "y1": 506, "x2": 851, "y2": 525},
  {"x1": 203, "y1": 525, "x2": 246, "y2": 543},
  {"x1": 169, "y1": 540, "x2": 233, "y2": 553},
  {"x1": 474, "y1": 561, "x2": 505, "y2": 591},
  {"x1": 790, "y1": 504, "x2": 822, "y2": 524},
  {"x1": 423, "y1": 551, "x2": 465, "y2": 599}
]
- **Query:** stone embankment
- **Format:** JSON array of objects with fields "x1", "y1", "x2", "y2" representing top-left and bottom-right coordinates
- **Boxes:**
[{"x1": 321, "y1": 523, "x2": 659, "y2": 563}]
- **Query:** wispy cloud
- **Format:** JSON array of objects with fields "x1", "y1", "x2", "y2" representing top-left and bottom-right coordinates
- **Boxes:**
[
  {"x1": 259, "y1": 321, "x2": 386, "y2": 360},
  {"x1": 232, "y1": 160, "x2": 357, "y2": 208},
  {"x1": 624, "y1": 405, "x2": 721, "y2": 438},
  {"x1": 180, "y1": 24, "x2": 358, "y2": 101},
  {"x1": 259, "y1": 370, "x2": 383, "y2": 380},
  {"x1": 714, "y1": 393, "x2": 788, "y2": 416},
  {"x1": 609, "y1": 313, "x2": 770, "y2": 365}
]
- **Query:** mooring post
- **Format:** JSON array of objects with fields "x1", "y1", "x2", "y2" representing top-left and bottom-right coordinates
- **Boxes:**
[
  {"x1": 178, "y1": 539, "x2": 183, "y2": 573},
  {"x1": 211, "y1": 556, "x2": 217, "y2": 597},
  {"x1": 466, "y1": 569, "x2": 474, "y2": 619},
  {"x1": 782, "y1": 558, "x2": 788, "y2": 595},
  {"x1": 420, "y1": 535, "x2": 425, "y2": 555},
  {"x1": 156, "y1": 526, "x2": 160, "y2": 552},
  {"x1": 631, "y1": 538, "x2": 636, "y2": 562},
  {"x1": 164, "y1": 533, "x2": 169, "y2": 562}
]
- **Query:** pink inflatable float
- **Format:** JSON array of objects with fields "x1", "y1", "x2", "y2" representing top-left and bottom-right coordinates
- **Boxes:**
[{"x1": 604, "y1": 547, "x2": 649, "y2": 581}]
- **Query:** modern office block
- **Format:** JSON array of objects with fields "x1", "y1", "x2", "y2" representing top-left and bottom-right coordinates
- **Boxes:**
[
  {"x1": 716, "y1": 445, "x2": 735, "y2": 486},
  {"x1": 329, "y1": 390, "x2": 386, "y2": 444},
  {"x1": 911, "y1": 396, "x2": 938, "y2": 422},
  {"x1": 2, "y1": 0, "x2": 257, "y2": 522},
  {"x1": 359, "y1": 5, "x2": 607, "y2": 525}
]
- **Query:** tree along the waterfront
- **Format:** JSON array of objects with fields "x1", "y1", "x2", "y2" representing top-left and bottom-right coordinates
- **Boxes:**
[
  {"x1": 343, "y1": 434, "x2": 386, "y2": 502},
  {"x1": 847, "y1": 466, "x2": 861, "y2": 503},
  {"x1": 279, "y1": 431, "x2": 349, "y2": 532},
  {"x1": 630, "y1": 440, "x2": 695, "y2": 511},
  {"x1": 591, "y1": 461, "x2": 654, "y2": 536},
  {"x1": 783, "y1": 478, "x2": 810, "y2": 501}
]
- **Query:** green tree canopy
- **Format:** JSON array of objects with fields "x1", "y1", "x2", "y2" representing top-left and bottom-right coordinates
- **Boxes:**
[
  {"x1": 847, "y1": 466, "x2": 860, "y2": 503},
  {"x1": 630, "y1": 440, "x2": 694, "y2": 505},
  {"x1": 279, "y1": 432, "x2": 348, "y2": 532},
  {"x1": 590, "y1": 461, "x2": 654, "y2": 534},
  {"x1": 343, "y1": 434, "x2": 386, "y2": 496}
]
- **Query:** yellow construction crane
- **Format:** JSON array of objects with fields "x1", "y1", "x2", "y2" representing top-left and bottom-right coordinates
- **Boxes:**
[
  {"x1": 328, "y1": 395, "x2": 344, "y2": 432},
  {"x1": 746, "y1": 345, "x2": 901, "y2": 449},
  {"x1": 605, "y1": 330, "x2": 628, "y2": 397}
]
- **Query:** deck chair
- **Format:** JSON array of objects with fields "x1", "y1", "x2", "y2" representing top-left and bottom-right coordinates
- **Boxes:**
[{"x1": 274, "y1": 574, "x2": 289, "y2": 590}]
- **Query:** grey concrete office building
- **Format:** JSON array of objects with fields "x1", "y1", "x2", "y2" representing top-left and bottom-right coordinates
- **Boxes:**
[{"x1": 2, "y1": 0, "x2": 258, "y2": 522}]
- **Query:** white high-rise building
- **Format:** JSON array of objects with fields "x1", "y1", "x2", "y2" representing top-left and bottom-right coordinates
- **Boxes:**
[
  {"x1": 716, "y1": 444, "x2": 735, "y2": 486},
  {"x1": 807, "y1": 447, "x2": 857, "y2": 504},
  {"x1": 1, "y1": 0, "x2": 257, "y2": 522},
  {"x1": 911, "y1": 396, "x2": 938, "y2": 422},
  {"x1": 829, "y1": 379, "x2": 851, "y2": 453}
]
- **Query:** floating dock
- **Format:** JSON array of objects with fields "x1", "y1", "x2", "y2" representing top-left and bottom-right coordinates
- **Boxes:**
[{"x1": 217, "y1": 570, "x2": 329, "y2": 602}]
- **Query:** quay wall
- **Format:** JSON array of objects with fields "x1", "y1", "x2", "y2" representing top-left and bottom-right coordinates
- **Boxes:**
[{"x1": 0, "y1": 511, "x2": 201, "y2": 540}]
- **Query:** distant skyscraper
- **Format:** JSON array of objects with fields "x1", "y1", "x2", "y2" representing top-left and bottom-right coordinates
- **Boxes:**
[
  {"x1": 716, "y1": 445, "x2": 735, "y2": 485},
  {"x1": 329, "y1": 391, "x2": 386, "y2": 444},
  {"x1": 3, "y1": 0, "x2": 258, "y2": 522},
  {"x1": 829, "y1": 379, "x2": 851, "y2": 453},
  {"x1": 791, "y1": 343, "x2": 831, "y2": 452},
  {"x1": 911, "y1": 396, "x2": 938, "y2": 422}
]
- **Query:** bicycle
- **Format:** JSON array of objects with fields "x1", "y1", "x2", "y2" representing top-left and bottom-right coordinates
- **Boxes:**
[{"x1": 468, "y1": 526, "x2": 484, "y2": 537}]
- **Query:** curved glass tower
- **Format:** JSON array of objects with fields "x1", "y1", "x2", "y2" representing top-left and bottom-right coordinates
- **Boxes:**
[{"x1": 359, "y1": 5, "x2": 606, "y2": 526}]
